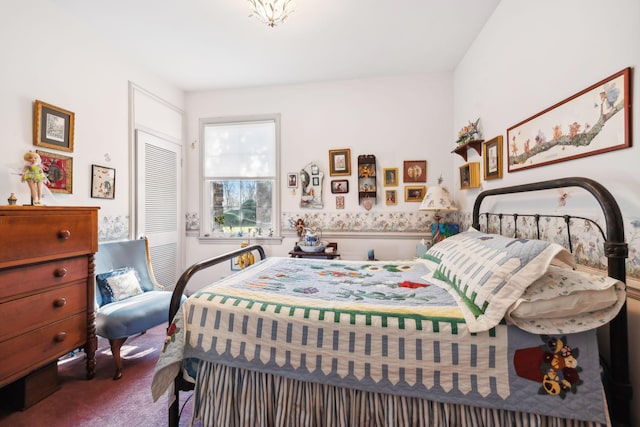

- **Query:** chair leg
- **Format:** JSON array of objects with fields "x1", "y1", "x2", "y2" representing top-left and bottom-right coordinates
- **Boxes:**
[{"x1": 109, "y1": 337, "x2": 128, "y2": 380}]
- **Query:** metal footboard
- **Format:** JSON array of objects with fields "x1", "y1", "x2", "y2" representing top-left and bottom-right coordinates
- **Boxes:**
[{"x1": 167, "y1": 244, "x2": 266, "y2": 427}]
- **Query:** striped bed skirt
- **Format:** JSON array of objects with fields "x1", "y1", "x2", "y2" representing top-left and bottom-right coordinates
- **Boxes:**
[{"x1": 188, "y1": 361, "x2": 608, "y2": 427}]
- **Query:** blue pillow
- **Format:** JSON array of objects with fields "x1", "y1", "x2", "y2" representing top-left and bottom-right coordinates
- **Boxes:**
[{"x1": 96, "y1": 267, "x2": 143, "y2": 305}]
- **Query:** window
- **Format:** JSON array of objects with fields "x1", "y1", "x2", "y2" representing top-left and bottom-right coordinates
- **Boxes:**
[{"x1": 201, "y1": 115, "x2": 280, "y2": 238}]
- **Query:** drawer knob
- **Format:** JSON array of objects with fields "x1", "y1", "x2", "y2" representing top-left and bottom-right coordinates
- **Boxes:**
[
  {"x1": 54, "y1": 298, "x2": 67, "y2": 308},
  {"x1": 54, "y1": 268, "x2": 68, "y2": 278},
  {"x1": 58, "y1": 229, "x2": 71, "y2": 240},
  {"x1": 54, "y1": 332, "x2": 67, "y2": 342}
]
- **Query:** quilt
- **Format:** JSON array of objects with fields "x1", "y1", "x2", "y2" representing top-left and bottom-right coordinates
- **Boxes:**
[
  {"x1": 421, "y1": 228, "x2": 625, "y2": 334},
  {"x1": 152, "y1": 257, "x2": 611, "y2": 424}
]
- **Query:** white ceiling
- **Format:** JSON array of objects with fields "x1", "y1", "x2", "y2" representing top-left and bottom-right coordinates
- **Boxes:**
[{"x1": 53, "y1": 0, "x2": 500, "y2": 92}]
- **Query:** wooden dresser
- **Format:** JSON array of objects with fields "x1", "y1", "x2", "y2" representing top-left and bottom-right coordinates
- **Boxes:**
[{"x1": 0, "y1": 206, "x2": 99, "y2": 405}]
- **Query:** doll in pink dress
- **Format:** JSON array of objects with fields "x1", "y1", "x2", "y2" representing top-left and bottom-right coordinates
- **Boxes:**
[{"x1": 21, "y1": 151, "x2": 47, "y2": 205}]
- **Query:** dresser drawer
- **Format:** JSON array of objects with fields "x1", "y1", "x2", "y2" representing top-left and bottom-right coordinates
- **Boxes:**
[
  {"x1": 0, "y1": 213, "x2": 94, "y2": 267},
  {"x1": 0, "y1": 256, "x2": 89, "y2": 301},
  {"x1": 0, "y1": 282, "x2": 87, "y2": 342},
  {"x1": 0, "y1": 313, "x2": 86, "y2": 387}
]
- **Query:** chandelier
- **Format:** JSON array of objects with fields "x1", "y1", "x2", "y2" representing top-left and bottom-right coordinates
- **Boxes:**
[{"x1": 247, "y1": 0, "x2": 295, "y2": 27}]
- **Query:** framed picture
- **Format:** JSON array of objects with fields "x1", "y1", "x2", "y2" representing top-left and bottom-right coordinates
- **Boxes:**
[
  {"x1": 287, "y1": 172, "x2": 298, "y2": 188},
  {"x1": 33, "y1": 100, "x2": 75, "y2": 152},
  {"x1": 91, "y1": 164, "x2": 116, "y2": 199},
  {"x1": 459, "y1": 162, "x2": 480, "y2": 190},
  {"x1": 507, "y1": 67, "x2": 631, "y2": 172},
  {"x1": 385, "y1": 190, "x2": 397, "y2": 205},
  {"x1": 403, "y1": 160, "x2": 427, "y2": 183},
  {"x1": 383, "y1": 168, "x2": 398, "y2": 186},
  {"x1": 404, "y1": 185, "x2": 426, "y2": 202},
  {"x1": 312, "y1": 177, "x2": 320, "y2": 186},
  {"x1": 483, "y1": 135, "x2": 503, "y2": 180},
  {"x1": 331, "y1": 179, "x2": 349, "y2": 194},
  {"x1": 336, "y1": 195, "x2": 345, "y2": 209},
  {"x1": 36, "y1": 150, "x2": 73, "y2": 194},
  {"x1": 329, "y1": 149, "x2": 351, "y2": 176}
]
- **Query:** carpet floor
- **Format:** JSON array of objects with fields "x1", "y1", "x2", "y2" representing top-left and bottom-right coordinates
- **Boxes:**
[{"x1": 0, "y1": 324, "x2": 193, "y2": 427}]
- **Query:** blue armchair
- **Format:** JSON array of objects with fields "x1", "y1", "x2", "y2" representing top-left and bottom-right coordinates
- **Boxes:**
[{"x1": 94, "y1": 238, "x2": 185, "y2": 380}]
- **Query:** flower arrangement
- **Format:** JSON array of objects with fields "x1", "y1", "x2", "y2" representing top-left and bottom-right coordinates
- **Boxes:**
[{"x1": 456, "y1": 118, "x2": 482, "y2": 145}]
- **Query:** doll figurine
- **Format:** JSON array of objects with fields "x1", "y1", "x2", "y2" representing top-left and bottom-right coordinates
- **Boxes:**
[{"x1": 21, "y1": 151, "x2": 47, "y2": 205}]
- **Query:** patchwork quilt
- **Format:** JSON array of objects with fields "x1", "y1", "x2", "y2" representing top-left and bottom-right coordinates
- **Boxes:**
[
  {"x1": 421, "y1": 229, "x2": 625, "y2": 334},
  {"x1": 151, "y1": 256, "x2": 616, "y2": 424}
]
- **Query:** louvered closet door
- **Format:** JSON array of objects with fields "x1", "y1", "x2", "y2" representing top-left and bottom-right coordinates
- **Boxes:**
[{"x1": 135, "y1": 129, "x2": 181, "y2": 289}]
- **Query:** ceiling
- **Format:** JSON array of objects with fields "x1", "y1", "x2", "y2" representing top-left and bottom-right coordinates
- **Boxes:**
[{"x1": 53, "y1": 0, "x2": 500, "y2": 92}]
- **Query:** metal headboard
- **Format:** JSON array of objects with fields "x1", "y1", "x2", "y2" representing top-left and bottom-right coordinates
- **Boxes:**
[{"x1": 471, "y1": 176, "x2": 631, "y2": 426}]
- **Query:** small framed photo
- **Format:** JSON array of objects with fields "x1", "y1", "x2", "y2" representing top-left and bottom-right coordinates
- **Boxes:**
[
  {"x1": 34, "y1": 100, "x2": 75, "y2": 152},
  {"x1": 329, "y1": 149, "x2": 351, "y2": 176},
  {"x1": 383, "y1": 168, "x2": 398, "y2": 186},
  {"x1": 404, "y1": 185, "x2": 426, "y2": 202},
  {"x1": 385, "y1": 190, "x2": 397, "y2": 205},
  {"x1": 331, "y1": 179, "x2": 349, "y2": 194},
  {"x1": 36, "y1": 150, "x2": 72, "y2": 194},
  {"x1": 483, "y1": 136, "x2": 503, "y2": 180},
  {"x1": 336, "y1": 195, "x2": 345, "y2": 209},
  {"x1": 403, "y1": 160, "x2": 427, "y2": 183},
  {"x1": 287, "y1": 172, "x2": 298, "y2": 188},
  {"x1": 91, "y1": 164, "x2": 116, "y2": 199},
  {"x1": 459, "y1": 162, "x2": 481, "y2": 190}
]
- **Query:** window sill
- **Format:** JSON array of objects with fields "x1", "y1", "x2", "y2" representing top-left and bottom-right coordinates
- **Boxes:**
[{"x1": 197, "y1": 235, "x2": 283, "y2": 245}]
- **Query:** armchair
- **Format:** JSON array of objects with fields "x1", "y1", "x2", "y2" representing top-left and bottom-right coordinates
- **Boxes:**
[{"x1": 94, "y1": 238, "x2": 185, "y2": 379}]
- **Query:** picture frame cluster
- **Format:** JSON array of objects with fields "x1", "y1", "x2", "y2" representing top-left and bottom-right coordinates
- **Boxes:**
[
  {"x1": 31, "y1": 99, "x2": 118, "y2": 200},
  {"x1": 32, "y1": 100, "x2": 76, "y2": 196}
]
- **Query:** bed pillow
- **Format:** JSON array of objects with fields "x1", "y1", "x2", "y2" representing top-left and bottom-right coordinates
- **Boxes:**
[
  {"x1": 421, "y1": 228, "x2": 574, "y2": 332},
  {"x1": 96, "y1": 267, "x2": 144, "y2": 305},
  {"x1": 505, "y1": 264, "x2": 626, "y2": 333}
]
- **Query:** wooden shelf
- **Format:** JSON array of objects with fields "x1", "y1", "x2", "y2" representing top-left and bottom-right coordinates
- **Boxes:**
[
  {"x1": 358, "y1": 155, "x2": 377, "y2": 206},
  {"x1": 452, "y1": 139, "x2": 484, "y2": 161}
]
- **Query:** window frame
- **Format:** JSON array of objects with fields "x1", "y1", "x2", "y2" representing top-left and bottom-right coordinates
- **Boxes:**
[{"x1": 198, "y1": 114, "x2": 281, "y2": 242}]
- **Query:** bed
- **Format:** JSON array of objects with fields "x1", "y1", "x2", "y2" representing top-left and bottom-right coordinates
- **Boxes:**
[{"x1": 152, "y1": 177, "x2": 632, "y2": 427}]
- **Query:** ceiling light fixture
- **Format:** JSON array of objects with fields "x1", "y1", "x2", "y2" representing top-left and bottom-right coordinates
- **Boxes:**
[{"x1": 247, "y1": 0, "x2": 295, "y2": 27}]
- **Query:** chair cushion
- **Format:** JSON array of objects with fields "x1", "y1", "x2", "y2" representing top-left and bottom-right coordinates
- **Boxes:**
[
  {"x1": 96, "y1": 291, "x2": 181, "y2": 339},
  {"x1": 96, "y1": 267, "x2": 143, "y2": 306}
]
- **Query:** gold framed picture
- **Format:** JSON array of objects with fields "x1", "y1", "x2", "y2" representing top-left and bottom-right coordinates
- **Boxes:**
[
  {"x1": 483, "y1": 136, "x2": 503, "y2": 180},
  {"x1": 383, "y1": 168, "x2": 398, "y2": 186},
  {"x1": 385, "y1": 190, "x2": 397, "y2": 205},
  {"x1": 34, "y1": 100, "x2": 75, "y2": 152},
  {"x1": 404, "y1": 185, "x2": 426, "y2": 202},
  {"x1": 329, "y1": 149, "x2": 351, "y2": 176},
  {"x1": 459, "y1": 162, "x2": 480, "y2": 190},
  {"x1": 36, "y1": 150, "x2": 73, "y2": 194}
]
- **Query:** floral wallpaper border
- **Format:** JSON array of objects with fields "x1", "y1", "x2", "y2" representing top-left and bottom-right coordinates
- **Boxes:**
[
  {"x1": 282, "y1": 210, "x2": 454, "y2": 234},
  {"x1": 98, "y1": 213, "x2": 129, "y2": 242},
  {"x1": 184, "y1": 210, "x2": 640, "y2": 282}
]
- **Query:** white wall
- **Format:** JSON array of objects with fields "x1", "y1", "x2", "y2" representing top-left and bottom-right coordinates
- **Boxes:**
[
  {"x1": 454, "y1": 0, "x2": 640, "y2": 424},
  {"x1": 0, "y1": 2, "x2": 183, "y2": 220},
  {"x1": 184, "y1": 73, "x2": 453, "y2": 287}
]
